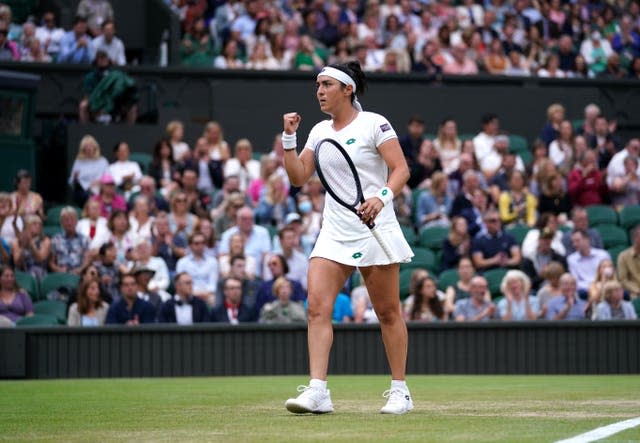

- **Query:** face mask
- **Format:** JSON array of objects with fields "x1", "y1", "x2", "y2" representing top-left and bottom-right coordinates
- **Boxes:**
[
  {"x1": 603, "y1": 267, "x2": 614, "y2": 278},
  {"x1": 299, "y1": 201, "x2": 313, "y2": 214}
]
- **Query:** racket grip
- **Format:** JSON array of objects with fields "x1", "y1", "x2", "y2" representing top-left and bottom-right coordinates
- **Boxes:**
[{"x1": 371, "y1": 225, "x2": 397, "y2": 262}]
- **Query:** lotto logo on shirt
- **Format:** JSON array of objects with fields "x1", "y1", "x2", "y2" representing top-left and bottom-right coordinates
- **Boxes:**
[{"x1": 380, "y1": 123, "x2": 391, "y2": 132}]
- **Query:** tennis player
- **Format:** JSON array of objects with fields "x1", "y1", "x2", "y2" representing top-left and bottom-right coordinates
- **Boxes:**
[{"x1": 282, "y1": 61, "x2": 414, "y2": 415}]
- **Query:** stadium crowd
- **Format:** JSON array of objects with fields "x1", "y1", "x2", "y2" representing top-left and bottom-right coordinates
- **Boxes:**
[
  {"x1": 1, "y1": 0, "x2": 640, "y2": 78},
  {"x1": 1, "y1": 97, "x2": 639, "y2": 327}
]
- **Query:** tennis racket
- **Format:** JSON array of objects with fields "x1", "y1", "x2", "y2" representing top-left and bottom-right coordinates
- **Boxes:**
[{"x1": 313, "y1": 137, "x2": 397, "y2": 262}]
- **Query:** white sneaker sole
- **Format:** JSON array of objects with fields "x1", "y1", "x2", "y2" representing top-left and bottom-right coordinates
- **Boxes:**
[
  {"x1": 285, "y1": 399, "x2": 334, "y2": 414},
  {"x1": 380, "y1": 402, "x2": 414, "y2": 415}
]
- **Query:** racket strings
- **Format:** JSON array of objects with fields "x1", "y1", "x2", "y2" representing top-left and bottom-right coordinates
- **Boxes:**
[{"x1": 316, "y1": 142, "x2": 360, "y2": 207}]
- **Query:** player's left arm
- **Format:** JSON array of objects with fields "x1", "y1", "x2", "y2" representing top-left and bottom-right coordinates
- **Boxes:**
[{"x1": 378, "y1": 138, "x2": 410, "y2": 198}]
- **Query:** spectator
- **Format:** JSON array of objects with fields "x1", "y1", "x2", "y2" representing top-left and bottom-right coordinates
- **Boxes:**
[
  {"x1": 76, "y1": 199, "x2": 110, "y2": 252},
  {"x1": 611, "y1": 155, "x2": 640, "y2": 208},
  {"x1": 49, "y1": 207, "x2": 91, "y2": 275},
  {"x1": 10, "y1": 169, "x2": 43, "y2": 220},
  {"x1": 473, "y1": 113, "x2": 500, "y2": 174},
  {"x1": 109, "y1": 141, "x2": 143, "y2": 192},
  {"x1": 567, "y1": 150, "x2": 606, "y2": 207},
  {"x1": 580, "y1": 31, "x2": 614, "y2": 76},
  {"x1": 611, "y1": 15, "x2": 640, "y2": 71},
  {"x1": 586, "y1": 259, "x2": 618, "y2": 312},
  {"x1": 544, "y1": 273, "x2": 588, "y2": 320},
  {"x1": 247, "y1": 155, "x2": 278, "y2": 207},
  {"x1": 594, "y1": 281, "x2": 638, "y2": 320},
  {"x1": 607, "y1": 138, "x2": 640, "y2": 197},
  {"x1": 497, "y1": 269, "x2": 538, "y2": 321},
  {"x1": 586, "y1": 115, "x2": 622, "y2": 169},
  {"x1": 294, "y1": 192, "x2": 321, "y2": 256},
  {"x1": 548, "y1": 120, "x2": 575, "y2": 174},
  {"x1": 433, "y1": 118, "x2": 462, "y2": 175},
  {"x1": 0, "y1": 193, "x2": 21, "y2": 246},
  {"x1": 498, "y1": 170, "x2": 537, "y2": 227},
  {"x1": 12, "y1": 215, "x2": 50, "y2": 280},
  {"x1": 293, "y1": 34, "x2": 324, "y2": 71},
  {"x1": 255, "y1": 173, "x2": 297, "y2": 228},
  {"x1": 415, "y1": 171, "x2": 452, "y2": 230},
  {"x1": 77, "y1": 0, "x2": 114, "y2": 37},
  {"x1": 0, "y1": 19, "x2": 19, "y2": 61},
  {"x1": 105, "y1": 273, "x2": 156, "y2": 325},
  {"x1": 537, "y1": 53, "x2": 567, "y2": 78},
  {"x1": 165, "y1": 120, "x2": 190, "y2": 163},
  {"x1": 129, "y1": 196, "x2": 155, "y2": 243},
  {"x1": 224, "y1": 138, "x2": 261, "y2": 192},
  {"x1": 405, "y1": 275, "x2": 447, "y2": 322},
  {"x1": 107, "y1": 210, "x2": 137, "y2": 266},
  {"x1": 175, "y1": 165, "x2": 213, "y2": 218},
  {"x1": 541, "y1": 103, "x2": 566, "y2": 147},
  {"x1": 151, "y1": 211, "x2": 187, "y2": 278},
  {"x1": 521, "y1": 212, "x2": 566, "y2": 262},
  {"x1": 216, "y1": 253, "x2": 259, "y2": 310},
  {"x1": 212, "y1": 192, "x2": 247, "y2": 241},
  {"x1": 214, "y1": 38, "x2": 245, "y2": 69},
  {"x1": 91, "y1": 20, "x2": 125, "y2": 66},
  {"x1": 176, "y1": 232, "x2": 219, "y2": 307},
  {"x1": 95, "y1": 242, "x2": 120, "y2": 302},
  {"x1": 266, "y1": 225, "x2": 309, "y2": 289},
  {"x1": 490, "y1": 152, "x2": 525, "y2": 197},
  {"x1": 483, "y1": 38, "x2": 509, "y2": 74},
  {"x1": 444, "y1": 257, "x2": 490, "y2": 316},
  {"x1": 90, "y1": 173, "x2": 127, "y2": 218},
  {"x1": 149, "y1": 138, "x2": 181, "y2": 196},
  {"x1": 255, "y1": 254, "x2": 306, "y2": 315},
  {"x1": 561, "y1": 207, "x2": 603, "y2": 255},
  {"x1": 443, "y1": 42, "x2": 479, "y2": 74},
  {"x1": 210, "y1": 276, "x2": 257, "y2": 323},
  {"x1": 460, "y1": 187, "x2": 491, "y2": 239},
  {"x1": 218, "y1": 232, "x2": 258, "y2": 279},
  {"x1": 567, "y1": 229, "x2": 611, "y2": 296},
  {"x1": 219, "y1": 206, "x2": 271, "y2": 278},
  {"x1": 504, "y1": 49, "x2": 531, "y2": 76},
  {"x1": 411, "y1": 39, "x2": 444, "y2": 76},
  {"x1": 535, "y1": 260, "x2": 565, "y2": 318},
  {"x1": 246, "y1": 40, "x2": 280, "y2": 70},
  {"x1": 78, "y1": 49, "x2": 138, "y2": 124},
  {"x1": 57, "y1": 16, "x2": 94, "y2": 64},
  {"x1": 522, "y1": 227, "x2": 567, "y2": 292},
  {"x1": 194, "y1": 217, "x2": 217, "y2": 258},
  {"x1": 179, "y1": 16, "x2": 215, "y2": 67},
  {"x1": 0, "y1": 265, "x2": 33, "y2": 324},
  {"x1": 168, "y1": 191, "x2": 198, "y2": 237},
  {"x1": 259, "y1": 276, "x2": 307, "y2": 324},
  {"x1": 68, "y1": 135, "x2": 109, "y2": 208},
  {"x1": 20, "y1": 33, "x2": 51, "y2": 62},
  {"x1": 598, "y1": 53, "x2": 627, "y2": 79},
  {"x1": 555, "y1": 35, "x2": 577, "y2": 72},
  {"x1": 132, "y1": 265, "x2": 163, "y2": 312},
  {"x1": 67, "y1": 279, "x2": 109, "y2": 326},
  {"x1": 129, "y1": 175, "x2": 169, "y2": 215},
  {"x1": 453, "y1": 275, "x2": 495, "y2": 322},
  {"x1": 397, "y1": 115, "x2": 425, "y2": 171},
  {"x1": 537, "y1": 172, "x2": 572, "y2": 220},
  {"x1": 35, "y1": 11, "x2": 65, "y2": 60},
  {"x1": 202, "y1": 121, "x2": 230, "y2": 162},
  {"x1": 617, "y1": 225, "x2": 640, "y2": 299},
  {"x1": 130, "y1": 238, "x2": 171, "y2": 302},
  {"x1": 442, "y1": 216, "x2": 472, "y2": 271},
  {"x1": 158, "y1": 271, "x2": 210, "y2": 324},
  {"x1": 471, "y1": 209, "x2": 522, "y2": 273}
]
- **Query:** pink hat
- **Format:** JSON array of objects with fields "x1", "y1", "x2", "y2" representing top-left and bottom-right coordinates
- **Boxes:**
[{"x1": 100, "y1": 173, "x2": 115, "y2": 185}]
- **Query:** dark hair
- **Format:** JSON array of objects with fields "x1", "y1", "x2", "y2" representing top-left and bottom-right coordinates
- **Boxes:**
[
  {"x1": 181, "y1": 165, "x2": 199, "y2": 178},
  {"x1": 408, "y1": 114, "x2": 424, "y2": 125},
  {"x1": 101, "y1": 19, "x2": 114, "y2": 29},
  {"x1": 535, "y1": 212, "x2": 555, "y2": 230},
  {"x1": 229, "y1": 254, "x2": 246, "y2": 267},
  {"x1": 113, "y1": 141, "x2": 127, "y2": 153},
  {"x1": 14, "y1": 169, "x2": 30, "y2": 189},
  {"x1": 152, "y1": 138, "x2": 174, "y2": 166},
  {"x1": 410, "y1": 276, "x2": 445, "y2": 321},
  {"x1": 571, "y1": 228, "x2": 589, "y2": 239},
  {"x1": 99, "y1": 242, "x2": 115, "y2": 256},
  {"x1": 72, "y1": 15, "x2": 87, "y2": 25},
  {"x1": 76, "y1": 280, "x2": 102, "y2": 315},
  {"x1": 271, "y1": 254, "x2": 289, "y2": 275},
  {"x1": 481, "y1": 113, "x2": 498, "y2": 125},
  {"x1": 328, "y1": 60, "x2": 367, "y2": 100}
]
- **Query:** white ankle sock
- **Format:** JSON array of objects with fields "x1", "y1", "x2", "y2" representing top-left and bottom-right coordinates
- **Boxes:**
[
  {"x1": 391, "y1": 379, "x2": 408, "y2": 392},
  {"x1": 309, "y1": 379, "x2": 327, "y2": 391}
]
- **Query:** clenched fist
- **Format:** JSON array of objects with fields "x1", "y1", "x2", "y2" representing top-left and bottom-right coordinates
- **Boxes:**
[{"x1": 283, "y1": 112, "x2": 301, "y2": 135}]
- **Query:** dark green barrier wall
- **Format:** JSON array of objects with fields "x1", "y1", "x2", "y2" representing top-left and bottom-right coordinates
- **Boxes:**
[{"x1": 1, "y1": 322, "x2": 638, "y2": 378}]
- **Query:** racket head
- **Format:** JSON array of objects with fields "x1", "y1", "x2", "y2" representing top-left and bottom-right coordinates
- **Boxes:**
[{"x1": 313, "y1": 138, "x2": 365, "y2": 212}]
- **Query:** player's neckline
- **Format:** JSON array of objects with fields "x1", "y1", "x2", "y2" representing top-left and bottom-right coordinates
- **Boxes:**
[{"x1": 332, "y1": 110, "x2": 359, "y2": 132}]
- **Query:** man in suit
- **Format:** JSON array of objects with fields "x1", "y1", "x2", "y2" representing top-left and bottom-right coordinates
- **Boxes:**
[
  {"x1": 158, "y1": 272, "x2": 210, "y2": 324},
  {"x1": 106, "y1": 273, "x2": 156, "y2": 325},
  {"x1": 210, "y1": 277, "x2": 257, "y2": 323}
]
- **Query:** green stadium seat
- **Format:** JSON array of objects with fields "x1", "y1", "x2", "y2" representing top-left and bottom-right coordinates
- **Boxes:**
[
  {"x1": 483, "y1": 267, "x2": 509, "y2": 299},
  {"x1": 506, "y1": 224, "x2": 531, "y2": 246},
  {"x1": 516, "y1": 150, "x2": 533, "y2": 167},
  {"x1": 401, "y1": 224, "x2": 417, "y2": 246},
  {"x1": 43, "y1": 225, "x2": 62, "y2": 238},
  {"x1": 418, "y1": 226, "x2": 449, "y2": 250},
  {"x1": 15, "y1": 271, "x2": 39, "y2": 301},
  {"x1": 459, "y1": 133, "x2": 475, "y2": 141},
  {"x1": 15, "y1": 314, "x2": 59, "y2": 327},
  {"x1": 401, "y1": 247, "x2": 437, "y2": 273},
  {"x1": 129, "y1": 152, "x2": 153, "y2": 174},
  {"x1": 33, "y1": 300, "x2": 68, "y2": 325},
  {"x1": 571, "y1": 119, "x2": 584, "y2": 131},
  {"x1": 39, "y1": 273, "x2": 80, "y2": 299},
  {"x1": 608, "y1": 245, "x2": 628, "y2": 266},
  {"x1": 437, "y1": 268, "x2": 459, "y2": 292},
  {"x1": 619, "y1": 206, "x2": 640, "y2": 231},
  {"x1": 45, "y1": 205, "x2": 82, "y2": 227},
  {"x1": 594, "y1": 224, "x2": 629, "y2": 249},
  {"x1": 585, "y1": 205, "x2": 618, "y2": 227},
  {"x1": 399, "y1": 267, "x2": 433, "y2": 300},
  {"x1": 508, "y1": 134, "x2": 528, "y2": 152}
]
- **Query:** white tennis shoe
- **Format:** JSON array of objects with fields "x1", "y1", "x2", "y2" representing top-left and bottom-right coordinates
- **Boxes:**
[
  {"x1": 285, "y1": 385, "x2": 334, "y2": 414},
  {"x1": 380, "y1": 389, "x2": 413, "y2": 414}
]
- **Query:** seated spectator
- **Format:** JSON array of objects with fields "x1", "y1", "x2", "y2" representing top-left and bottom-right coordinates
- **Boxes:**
[
  {"x1": 168, "y1": 191, "x2": 198, "y2": 237},
  {"x1": 106, "y1": 273, "x2": 156, "y2": 325},
  {"x1": 567, "y1": 150, "x2": 606, "y2": 207},
  {"x1": 77, "y1": 0, "x2": 114, "y2": 35},
  {"x1": 78, "y1": 49, "x2": 138, "y2": 124},
  {"x1": 180, "y1": 16, "x2": 215, "y2": 67},
  {"x1": 444, "y1": 258, "x2": 491, "y2": 317},
  {"x1": 49, "y1": 207, "x2": 91, "y2": 275},
  {"x1": 498, "y1": 170, "x2": 537, "y2": 227},
  {"x1": 90, "y1": 173, "x2": 127, "y2": 218},
  {"x1": 548, "y1": 120, "x2": 576, "y2": 174},
  {"x1": 351, "y1": 281, "x2": 378, "y2": 324},
  {"x1": 415, "y1": 172, "x2": 452, "y2": 230},
  {"x1": 158, "y1": 271, "x2": 210, "y2": 324},
  {"x1": 398, "y1": 115, "x2": 424, "y2": 171},
  {"x1": 293, "y1": 34, "x2": 324, "y2": 71},
  {"x1": 450, "y1": 169, "x2": 481, "y2": 219},
  {"x1": 537, "y1": 53, "x2": 567, "y2": 77},
  {"x1": 255, "y1": 173, "x2": 297, "y2": 228},
  {"x1": 216, "y1": 254, "x2": 259, "y2": 311},
  {"x1": 12, "y1": 215, "x2": 50, "y2": 280},
  {"x1": 433, "y1": 118, "x2": 462, "y2": 175},
  {"x1": 497, "y1": 270, "x2": 539, "y2": 321},
  {"x1": 296, "y1": 192, "x2": 322, "y2": 256},
  {"x1": 443, "y1": 42, "x2": 479, "y2": 74},
  {"x1": 472, "y1": 113, "x2": 499, "y2": 176},
  {"x1": 522, "y1": 227, "x2": 567, "y2": 292},
  {"x1": 0, "y1": 265, "x2": 33, "y2": 324},
  {"x1": 165, "y1": 120, "x2": 191, "y2": 163},
  {"x1": 214, "y1": 38, "x2": 245, "y2": 69},
  {"x1": 149, "y1": 138, "x2": 181, "y2": 197},
  {"x1": 567, "y1": 229, "x2": 611, "y2": 296},
  {"x1": 67, "y1": 279, "x2": 109, "y2": 326},
  {"x1": 127, "y1": 176, "x2": 169, "y2": 215},
  {"x1": 442, "y1": 216, "x2": 471, "y2": 271},
  {"x1": 175, "y1": 165, "x2": 216, "y2": 219},
  {"x1": 0, "y1": 4, "x2": 20, "y2": 41},
  {"x1": 176, "y1": 232, "x2": 219, "y2": 307},
  {"x1": 76, "y1": 199, "x2": 111, "y2": 252},
  {"x1": 259, "y1": 276, "x2": 307, "y2": 324},
  {"x1": 483, "y1": 38, "x2": 509, "y2": 75},
  {"x1": 535, "y1": 261, "x2": 565, "y2": 318},
  {"x1": 202, "y1": 121, "x2": 230, "y2": 162},
  {"x1": 68, "y1": 135, "x2": 109, "y2": 208},
  {"x1": 561, "y1": 207, "x2": 603, "y2": 255},
  {"x1": 224, "y1": 138, "x2": 261, "y2": 193},
  {"x1": 594, "y1": 281, "x2": 638, "y2": 321},
  {"x1": 587, "y1": 259, "x2": 618, "y2": 315},
  {"x1": 0, "y1": 192, "x2": 22, "y2": 245},
  {"x1": 132, "y1": 266, "x2": 163, "y2": 312},
  {"x1": 471, "y1": 209, "x2": 521, "y2": 273},
  {"x1": 151, "y1": 211, "x2": 187, "y2": 278},
  {"x1": 20, "y1": 33, "x2": 51, "y2": 62},
  {"x1": 95, "y1": 242, "x2": 120, "y2": 302},
  {"x1": 128, "y1": 195, "x2": 155, "y2": 243},
  {"x1": 194, "y1": 217, "x2": 217, "y2": 258},
  {"x1": 598, "y1": 53, "x2": 626, "y2": 79},
  {"x1": 453, "y1": 276, "x2": 496, "y2": 322},
  {"x1": 255, "y1": 254, "x2": 306, "y2": 315},
  {"x1": 213, "y1": 192, "x2": 247, "y2": 240},
  {"x1": 606, "y1": 138, "x2": 640, "y2": 191},
  {"x1": 109, "y1": 141, "x2": 143, "y2": 193},
  {"x1": 247, "y1": 155, "x2": 278, "y2": 207},
  {"x1": 503, "y1": 50, "x2": 531, "y2": 76},
  {"x1": 616, "y1": 225, "x2": 640, "y2": 299},
  {"x1": 459, "y1": 187, "x2": 490, "y2": 239},
  {"x1": 35, "y1": 11, "x2": 65, "y2": 60},
  {"x1": 91, "y1": 20, "x2": 125, "y2": 66},
  {"x1": 610, "y1": 155, "x2": 640, "y2": 209},
  {"x1": 57, "y1": 16, "x2": 94, "y2": 64},
  {"x1": 580, "y1": 31, "x2": 614, "y2": 76},
  {"x1": 108, "y1": 210, "x2": 138, "y2": 266},
  {"x1": 545, "y1": 273, "x2": 588, "y2": 320},
  {"x1": 489, "y1": 152, "x2": 520, "y2": 199},
  {"x1": 219, "y1": 206, "x2": 271, "y2": 278},
  {"x1": 537, "y1": 173, "x2": 572, "y2": 220},
  {"x1": 10, "y1": 169, "x2": 43, "y2": 220},
  {"x1": 407, "y1": 139, "x2": 443, "y2": 189},
  {"x1": 210, "y1": 276, "x2": 257, "y2": 323},
  {"x1": 129, "y1": 238, "x2": 171, "y2": 302},
  {"x1": 404, "y1": 275, "x2": 447, "y2": 322},
  {"x1": 265, "y1": 226, "x2": 309, "y2": 290},
  {"x1": 521, "y1": 213, "x2": 566, "y2": 262},
  {"x1": 586, "y1": 115, "x2": 622, "y2": 169},
  {"x1": 210, "y1": 175, "x2": 250, "y2": 221},
  {"x1": 218, "y1": 233, "x2": 258, "y2": 279},
  {"x1": 0, "y1": 19, "x2": 20, "y2": 61}
]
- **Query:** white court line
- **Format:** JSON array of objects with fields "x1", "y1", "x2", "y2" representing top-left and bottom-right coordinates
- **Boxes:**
[{"x1": 555, "y1": 416, "x2": 640, "y2": 443}]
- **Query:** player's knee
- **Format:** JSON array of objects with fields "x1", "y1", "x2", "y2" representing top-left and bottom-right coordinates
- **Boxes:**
[{"x1": 375, "y1": 304, "x2": 401, "y2": 325}]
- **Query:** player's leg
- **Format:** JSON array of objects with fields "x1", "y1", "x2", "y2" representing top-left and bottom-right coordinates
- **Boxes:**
[
  {"x1": 360, "y1": 263, "x2": 413, "y2": 414},
  {"x1": 285, "y1": 257, "x2": 352, "y2": 414}
]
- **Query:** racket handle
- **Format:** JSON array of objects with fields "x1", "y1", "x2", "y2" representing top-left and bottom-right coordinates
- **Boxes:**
[{"x1": 371, "y1": 225, "x2": 397, "y2": 262}]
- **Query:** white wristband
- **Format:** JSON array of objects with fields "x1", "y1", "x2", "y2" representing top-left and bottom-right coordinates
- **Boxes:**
[
  {"x1": 377, "y1": 186, "x2": 394, "y2": 206},
  {"x1": 282, "y1": 131, "x2": 297, "y2": 151}
]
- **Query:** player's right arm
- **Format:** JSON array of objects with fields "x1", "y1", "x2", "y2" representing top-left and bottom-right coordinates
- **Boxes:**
[{"x1": 282, "y1": 112, "x2": 316, "y2": 187}]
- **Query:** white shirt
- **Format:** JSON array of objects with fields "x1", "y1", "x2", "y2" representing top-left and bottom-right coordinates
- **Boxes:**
[
  {"x1": 76, "y1": 217, "x2": 111, "y2": 250},
  {"x1": 35, "y1": 26, "x2": 65, "y2": 55},
  {"x1": 263, "y1": 250, "x2": 309, "y2": 289},
  {"x1": 91, "y1": 35, "x2": 126, "y2": 66},
  {"x1": 607, "y1": 149, "x2": 640, "y2": 187},
  {"x1": 549, "y1": 140, "x2": 573, "y2": 167},
  {"x1": 109, "y1": 161, "x2": 143, "y2": 187},
  {"x1": 521, "y1": 229, "x2": 566, "y2": 261},
  {"x1": 175, "y1": 300, "x2": 193, "y2": 325},
  {"x1": 567, "y1": 248, "x2": 611, "y2": 291},
  {"x1": 304, "y1": 111, "x2": 398, "y2": 241},
  {"x1": 176, "y1": 254, "x2": 219, "y2": 294},
  {"x1": 172, "y1": 142, "x2": 190, "y2": 162},
  {"x1": 224, "y1": 158, "x2": 261, "y2": 192},
  {"x1": 473, "y1": 132, "x2": 495, "y2": 165}
]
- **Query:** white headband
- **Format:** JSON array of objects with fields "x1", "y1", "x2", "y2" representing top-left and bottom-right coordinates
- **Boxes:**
[{"x1": 317, "y1": 66, "x2": 363, "y2": 111}]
